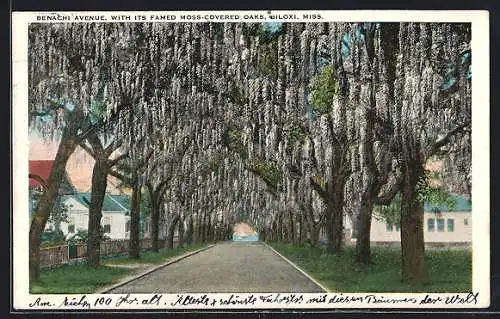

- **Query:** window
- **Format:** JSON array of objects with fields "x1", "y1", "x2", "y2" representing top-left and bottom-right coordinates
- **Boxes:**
[
  {"x1": 103, "y1": 217, "x2": 111, "y2": 234},
  {"x1": 394, "y1": 224, "x2": 400, "y2": 232},
  {"x1": 436, "y1": 218, "x2": 445, "y2": 232},
  {"x1": 464, "y1": 218, "x2": 469, "y2": 226},
  {"x1": 125, "y1": 220, "x2": 130, "y2": 233},
  {"x1": 427, "y1": 218, "x2": 435, "y2": 232},
  {"x1": 447, "y1": 219, "x2": 455, "y2": 232},
  {"x1": 386, "y1": 222, "x2": 393, "y2": 232}
]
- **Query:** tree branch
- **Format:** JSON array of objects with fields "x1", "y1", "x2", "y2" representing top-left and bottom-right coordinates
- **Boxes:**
[
  {"x1": 28, "y1": 174, "x2": 48, "y2": 190},
  {"x1": 109, "y1": 169, "x2": 129, "y2": 184},
  {"x1": 109, "y1": 152, "x2": 129, "y2": 167},
  {"x1": 105, "y1": 139, "x2": 122, "y2": 157},
  {"x1": 375, "y1": 174, "x2": 402, "y2": 205},
  {"x1": 309, "y1": 177, "x2": 328, "y2": 201},
  {"x1": 431, "y1": 123, "x2": 470, "y2": 155},
  {"x1": 78, "y1": 141, "x2": 97, "y2": 159}
]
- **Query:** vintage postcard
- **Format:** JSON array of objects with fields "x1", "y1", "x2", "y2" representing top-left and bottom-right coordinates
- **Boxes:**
[{"x1": 11, "y1": 10, "x2": 490, "y2": 312}]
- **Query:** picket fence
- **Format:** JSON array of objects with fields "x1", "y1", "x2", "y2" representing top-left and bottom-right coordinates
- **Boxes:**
[{"x1": 39, "y1": 238, "x2": 169, "y2": 268}]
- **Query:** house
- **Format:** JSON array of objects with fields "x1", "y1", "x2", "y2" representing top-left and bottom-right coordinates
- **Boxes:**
[
  {"x1": 369, "y1": 194, "x2": 472, "y2": 246},
  {"x1": 52, "y1": 192, "x2": 132, "y2": 240},
  {"x1": 29, "y1": 160, "x2": 76, "y2": 194},
  {"x1": 318, "y1": 194, "x2": 472, "y2": 247},
  {"x1": 29, "y1": 160, "x2": 77, "y2": 216}
]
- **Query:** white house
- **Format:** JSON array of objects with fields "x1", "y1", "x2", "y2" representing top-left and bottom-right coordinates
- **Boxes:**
[
  {"x1": 318, "y1": 194, "x2": 472, "y2": 246},
  {"x1": 369, "y1": 194, "x2": 472, "y2": 245},
  {"x1": 51, "y1": 192, "x2": 132, "y2": 240}
]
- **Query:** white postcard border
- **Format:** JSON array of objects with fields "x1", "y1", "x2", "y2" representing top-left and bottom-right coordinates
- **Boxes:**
[{"x1": 11, "y1": 10, "x2": 490, "y2": 311}]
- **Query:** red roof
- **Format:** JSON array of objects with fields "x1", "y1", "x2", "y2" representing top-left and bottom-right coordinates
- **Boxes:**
[{"x1": 29, "y1": 160, "x2": 54, "y2": 188}]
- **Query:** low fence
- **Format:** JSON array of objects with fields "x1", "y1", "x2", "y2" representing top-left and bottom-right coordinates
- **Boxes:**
[{"x1": 40, "y1": 238, "x2": 170, "y2": 268}]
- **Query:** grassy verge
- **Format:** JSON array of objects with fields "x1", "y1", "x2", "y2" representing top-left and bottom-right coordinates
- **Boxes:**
[
  {"x1": 268, "y1": 242, "x2": 472, "y2": 293},
  {"x1": 30, "y1": 243, "x2": 212, "y2": 294},
  {"x1": 102, "y1": 243, "x2": 209, "y2": 265}
]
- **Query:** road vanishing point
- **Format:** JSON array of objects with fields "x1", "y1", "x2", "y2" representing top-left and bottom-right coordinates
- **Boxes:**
[{"x1": 105, "y1": 241, "x2": 326, "y2": 293}]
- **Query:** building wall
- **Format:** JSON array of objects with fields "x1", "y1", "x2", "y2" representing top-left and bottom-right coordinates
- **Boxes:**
[
  {"x1": 47, "y1": 197, "x2": 131, "y2": 240},
  {"x1": 370, "y1": 211, "x2": 472, "y2": 243}
]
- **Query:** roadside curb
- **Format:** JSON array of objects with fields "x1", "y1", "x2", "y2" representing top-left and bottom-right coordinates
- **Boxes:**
[
  {"x1": 262, "y1": 242, "x2": 331, "y2": 293},
  {"x1": 96, "y1": 244, "x2": 216, "y2": 294}
]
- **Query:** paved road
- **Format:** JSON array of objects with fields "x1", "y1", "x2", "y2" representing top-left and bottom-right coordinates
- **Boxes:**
[{"x1": 106, "y1": 241, "x2": 325, "y2": 293}]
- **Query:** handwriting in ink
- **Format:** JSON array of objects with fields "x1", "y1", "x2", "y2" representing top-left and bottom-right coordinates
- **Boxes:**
[
  {"x1": 116, "y1": 294, "x2": 139, "y2": 307},
  {"x1": 171, "y1": 294, "x2": 210, "y2": 306},
  {"x1": 59, "y1": 295, "x2": 91, "y2": 309},
  {"x1": 445, "y1": 292, "x2": 479, "y2": 305},
  {"x1": 419, "y1": 294, "x2": 443, "y2": 304},
  {"x1": 29, "y1": 297, "x2": 54, "y2": 307},
  {"x1": 364, "y1": 294, "x2": 418, "y2": 304},
  {"x1": 259, "y1": 293, "x2": 304, "y2": 304},
  {"x1": 141, "y1": 294, "x2": 162, "y2": 305},
  {"x1": 219, "y1": 294, "x2": 257, "y2": 306}
]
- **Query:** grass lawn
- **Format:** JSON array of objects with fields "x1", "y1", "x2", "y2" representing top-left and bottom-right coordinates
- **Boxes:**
[
  {"x1": 30, "y1": 243, "x2": 211, "y2": 294},
  {"x1": 101, "y1": 243, "x2": 209, "y2": 265},
  {"x1": 269, "y1": 242, "x2": 472, "y2": 293}
]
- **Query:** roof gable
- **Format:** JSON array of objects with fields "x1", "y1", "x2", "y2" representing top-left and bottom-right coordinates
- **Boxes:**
[
  {"x1": 29, "y1": 160, "x2": 76, "y2": 194},
  {"x1": 29, "y1": 160, "x2": 53, "y2": 187},
  {"x1": 69, "y1": 193, "x2": 130, "y2": 212}
]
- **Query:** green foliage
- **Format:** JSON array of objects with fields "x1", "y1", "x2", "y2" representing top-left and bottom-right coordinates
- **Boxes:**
[
  {"x1": 66, "y1": 229, "x2": 89, "y2": 245},
  {"x1": 416, "y1": 170, "x2": 456, "y2": 211},
  {"x1": 310, "y1": 65, "x2": 338, "y2": 115},
  {"x1": 376, "y1": 170, "x2": 457, "y2": 226},
  {"x1": 30, "y1": 264, "x2": 134, "y2": 294},
  {"x1": 270, "y1": 243, "x2": 471, "y2": 292},
  {"x1": 40, "y1": 229, "x2": 67, "y2": 248},
  {"x1": 31, "y1": 243, "x2": 209, "y2": 293},
  {"x1": 203, "y1": 152, "x2": 225, "y2": 175},
  {"x1": 227, "y1": 85, "x2": 249, "y2": 106},
  {"x1": 223, "y1": 124, "x2": 248, "y2": 159},
  {"x1": 66, "y1": 228, "x2": 110, "y2": 245},
  {"x1": 88, "y1": 99, "x2": 107, "y2": 124},
  {"x1": 374, "y1": 193, "x2": 401, "y2": 226},
  {"x1": 47, "y1": 196, "x2": 70, "y2": 229},
  {"x1": 247, "y1": 160, "x2": 283, "y2": 191},
  {"x1": 243, "y1": 23, "x2": 284, "y2": 44},
  {"x1": 312, "y1": 174, "x2": 327, "y2": 191},
  {"x1": 258, "y1": 43, "x2": 279, "y2": 80},
  {"x1": 284, "y1": 122, "x2": 307, "y2": 146},
  {"x1": 140, "y1": 188, "x2": 152, "y2": 217},
  {"x1": 241, "y1": 23, "x2": 283, "y2": 80},
  {"x1": 102, "y1": 243, "x2": 209, "y2": 266}
]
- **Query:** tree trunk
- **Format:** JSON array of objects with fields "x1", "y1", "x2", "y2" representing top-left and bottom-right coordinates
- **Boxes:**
[
  {"x1": 310, "y1": 223, "x2": 319, "y2": 247},
  {"x1": 298, "y1": 214, "x2": 303, "y2": 245},
  {"x1": 325, "y1": 135, "x2": 347, "y2": 254},
  {"x1": 206, "y1": 213, "x2": 212, "y2": 242},
  {"x1": 400, "y1": 166, "x2": 427, "y2": 283},
  {"x1": 166, "y1": 215, "x2": 180, "y2": 249},
  {"x1": 326, "y1": 178, "x2": 344, "y2": 254},
  {"x1": 178, "y1": 218, "x2": 185, "y2": 246},
  {"x1": 150, "y1": 192, "x2": 160, "y2": 252},
  {"x1": 201, "y1": 211, "x2": 207, "y2": 242},
  {"x1": 29, "y1": 128, "x2": 78, "y2": 282},
  {"x1": 277, "y1": 213, "x2": 284, "y2": 242},
  {"x1": 289, "y1": 211, "x2": 295, "y2": 244},
  {"x1": 355, "y1": 197, "x2": 374, "y2": 263},
  {"x1": 185, "y1": 217, "x2": 193, "y2": 245},
  {"x1": 129, "y1": 180, "x2": 141, "y2": 259},
  {"x1": 87, "y1": 156, "x2": 109, "y2": 267},
  {"x1": 304, "y1": 208, "x2": 319, "y2": 247}
]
